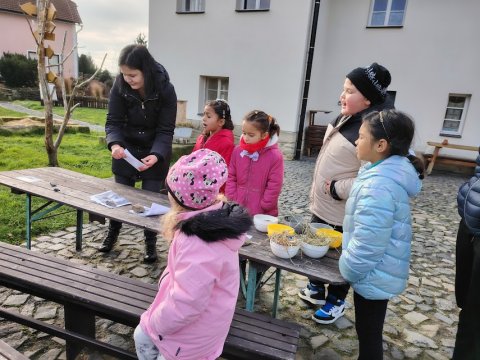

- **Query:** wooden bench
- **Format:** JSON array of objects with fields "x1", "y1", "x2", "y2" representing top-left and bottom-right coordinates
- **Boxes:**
[
  {"x1": 424, "y1": 141, "x2": 478, "y2": 175},
  {"x1": 0, "y1": 339, "x2": 29, "y2": 360},
  {"x1": 0, "y1": 242, "x2": 301, "y2": 360}
]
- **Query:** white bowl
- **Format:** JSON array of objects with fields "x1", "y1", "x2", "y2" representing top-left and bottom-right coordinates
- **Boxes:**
[
  {"x1": 254, "y1": 214, "x2": 278, "y2": 232},
  {"x1": 301, "y1": 242, "x2": 329, "y2": 258},
  {"x1": 270, "y1": 240, "x2": 300, "y2": 259}
]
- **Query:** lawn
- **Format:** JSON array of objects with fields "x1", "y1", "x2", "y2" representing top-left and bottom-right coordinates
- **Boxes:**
[
  {"x1": 0, "y1": 106, "x2": 193, "y2": 245},
  {"x1": 0, "y1": 106, "x2": 28, "y2": 117},
  {"x1": 14, "y1": 100, "x2": 107, "y2": 126}
]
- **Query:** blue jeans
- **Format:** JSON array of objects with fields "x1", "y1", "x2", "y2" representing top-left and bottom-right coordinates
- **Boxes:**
[{"x1": 134, "y1": 325, "x2": 166, "y2": 360}]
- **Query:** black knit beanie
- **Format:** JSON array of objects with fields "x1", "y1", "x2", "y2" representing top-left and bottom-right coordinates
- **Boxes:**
[{"x1": 346, "y1": 62, "x2": 391, "y2": 105}]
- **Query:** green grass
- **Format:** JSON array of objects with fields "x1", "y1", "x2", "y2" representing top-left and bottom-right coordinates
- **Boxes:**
[
  {"x1": 0, "y1": 128, "x2": 193, "y2": 245},
  {"x1": 0, "y1": 106, "x2": 28, "y2": 117},
  {"x1": 14, "y1": 100, "x2": 107, "y2": 126}
]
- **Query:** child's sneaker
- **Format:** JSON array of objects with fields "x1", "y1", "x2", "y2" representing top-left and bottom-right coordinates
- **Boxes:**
[
  {"x1": 298, "y1": 283, "x2": 326, "y2": 305},
  {"x1": 312, "y1": 298, "x2": 345, "y2": 324}
]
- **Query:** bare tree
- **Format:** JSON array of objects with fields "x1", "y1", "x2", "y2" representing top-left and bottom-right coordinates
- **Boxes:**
[{"x1": 21, "y1": 0, "x2": 106, "y2": 166}]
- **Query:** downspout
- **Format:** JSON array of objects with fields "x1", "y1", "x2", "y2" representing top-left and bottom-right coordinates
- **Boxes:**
[{"x1": 294, "y1": 0, "x2": 321, "y2": 160}]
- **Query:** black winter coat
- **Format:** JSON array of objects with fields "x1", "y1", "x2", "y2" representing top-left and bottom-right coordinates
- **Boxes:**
[
  {"x1": 458, "y1": 149, "x2": 480, "y2": 235},
  {"x1": 105, "y1": 62, "x2": 177, "y2": 181}
]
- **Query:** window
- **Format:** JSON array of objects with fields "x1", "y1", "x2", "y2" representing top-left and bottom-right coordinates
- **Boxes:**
[
  {"x1": 440, "y1": 94, "x2": 470, "y2": 137},
  {"x1": 199, "y1": 76, "x2": 229, "y2": 113},
  {"x1": 368, "y1": 0, "x2": 406, "y2": 27},
  {"x1": 176, "y1": 0, "x2": 205, "y2": 13},
  {"x1": 28, "y1": 50, "x2": 60, "y2": 74},
  {"x1": 236, "y1": 0, "x2": 270, "y2": 11}
]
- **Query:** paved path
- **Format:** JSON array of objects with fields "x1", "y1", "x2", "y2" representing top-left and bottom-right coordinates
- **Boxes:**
[
  {"x1": 0, "y1": 159, "x2": 467, "y2": 360},
  {"x1": 0, "y1": 101, "x2": 105, "y2": 132}
]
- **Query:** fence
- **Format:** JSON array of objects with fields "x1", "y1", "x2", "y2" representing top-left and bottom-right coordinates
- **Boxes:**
[{"x1": 66, "y1": 95, "x2": 108, "y2": 109}]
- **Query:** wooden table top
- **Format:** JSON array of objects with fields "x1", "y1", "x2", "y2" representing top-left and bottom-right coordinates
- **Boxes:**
[
  {"x1": 0, "y1": 166, "x2": 345, "y2": 285},
  {"x1": 0, "y1": 167, "x2": 169, "y2": 233}
]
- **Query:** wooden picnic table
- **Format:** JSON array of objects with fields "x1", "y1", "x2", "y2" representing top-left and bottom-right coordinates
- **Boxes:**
[
  {"x1": 425, "y1": 141, "x2": 478, "y2": 175},
  {"x1": 0, "y1": 166, "x2": 345, "y2": 317},
  {"x1": 0, "y1": 167, "x2": 169, "y2": 250}
]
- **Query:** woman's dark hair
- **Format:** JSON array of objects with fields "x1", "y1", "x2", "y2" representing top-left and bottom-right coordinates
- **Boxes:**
[
  {"x1": 118, "y1": 44, "x2": 157, "y2": 95},
  {"x1": 206, "y1": 99, "x2": 234, "y2": 130},
  {"x1": 362, "y1": 109, "x2": 425, "y2": 179},
  {"x1": 244, "y1": 110, "x2": 280, "y2": 138}
]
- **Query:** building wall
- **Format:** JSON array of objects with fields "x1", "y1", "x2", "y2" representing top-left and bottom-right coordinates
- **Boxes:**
[
  {"x1": 0, "y1": 11, "x2": 78, "y2": 78},
  {"x1": 149, "y1": 0, "x2": 314, "y2": 158},
  {"x1": 308, "y1": 0, "x2": 480, "y2": 159},
  {"x1": 149, "y1": 0, "x2": 480, "y2": 160}
]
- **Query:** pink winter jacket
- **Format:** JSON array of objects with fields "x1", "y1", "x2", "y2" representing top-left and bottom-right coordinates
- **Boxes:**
[
  {"x1": 225, "y1": 136, "x2": 284, "y2": 216},
  {"x1": 139, "y1": 201, "x2": 251, "y2": 360}
]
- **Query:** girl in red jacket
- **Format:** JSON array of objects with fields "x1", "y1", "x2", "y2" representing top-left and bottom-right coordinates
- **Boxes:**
[
  {"x1": 226, "y1": 110, "x2": 284, "y2": 216},
  {"x1": 193, "y1": 99, "x2": 235, "y2": 166}
]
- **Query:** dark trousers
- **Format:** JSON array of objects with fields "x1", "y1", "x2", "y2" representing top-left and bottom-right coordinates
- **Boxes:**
[
  {"x1": 354, "y1": 291, "x2": 388, "y2": 360},
  {"x1": 309, "y1": 214, "x2": 350, "y2": 300},
  {"x1": 110, "y1": 174, "x2": 162, "y2": 240},
  {"x1": 453, "y1": 220, "x2": 480, "y2": 360}
]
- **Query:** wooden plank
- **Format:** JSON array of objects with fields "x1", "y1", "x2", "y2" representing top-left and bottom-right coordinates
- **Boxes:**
[
  {"x1": 427, "y1": 141, "x2": 478, "y2": 152},
  {"x1": 0, "y1": 339, "x2": 29, "y2": 360}
]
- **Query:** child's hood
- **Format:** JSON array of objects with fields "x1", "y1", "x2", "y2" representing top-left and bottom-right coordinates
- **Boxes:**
[
  {"x1": 176, "y1": 201, "x2": 252, "y2": 250},
  {"x1": 359, "y1": 155, "x2": 422, "y2": 197}
]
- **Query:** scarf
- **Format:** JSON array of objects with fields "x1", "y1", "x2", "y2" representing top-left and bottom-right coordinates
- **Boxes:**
[{"x1": 239, "y1": 135, "x2": 270, "y2": 154}]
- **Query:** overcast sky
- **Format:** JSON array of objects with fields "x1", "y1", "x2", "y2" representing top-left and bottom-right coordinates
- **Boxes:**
[{"x1": 73, "y1": 0, "x2": 149, "y2": 74}]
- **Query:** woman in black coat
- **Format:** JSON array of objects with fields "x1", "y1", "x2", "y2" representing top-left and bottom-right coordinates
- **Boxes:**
[
  {"x1": 453, "y1": 147, "x2": 480, "y2": 360},
  {"x1": 102, "y1": 44, "x2": 177, "y2": 263}
]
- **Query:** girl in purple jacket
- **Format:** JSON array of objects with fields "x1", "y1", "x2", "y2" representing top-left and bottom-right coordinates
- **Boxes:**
[
  {"x1": 134, "y1": 149, "x2": 251, "y2": 360},
  {"x1": 226, "y1": 110, "x2": 284, "y2": 216}
]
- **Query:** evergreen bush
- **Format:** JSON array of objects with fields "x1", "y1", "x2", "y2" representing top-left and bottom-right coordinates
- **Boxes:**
[{"x1": 0, "y1": 53, "x2": 38, "y2": 87}]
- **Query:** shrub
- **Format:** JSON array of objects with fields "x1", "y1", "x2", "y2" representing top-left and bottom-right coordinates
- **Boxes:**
[{"x1": 0, "y1": 53, "x2": 38, "y2": 87}]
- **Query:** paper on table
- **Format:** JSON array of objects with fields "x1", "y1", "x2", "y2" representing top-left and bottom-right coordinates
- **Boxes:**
[
  {"x1": 90, "y1": 190, "x2": 131, "y2": 208},
  {"x1": 129, "y1": 203, "x2": 170, "y2": 217},
  {"x1": 124, "y1": 149, "x2": 144, "y2": 171}
]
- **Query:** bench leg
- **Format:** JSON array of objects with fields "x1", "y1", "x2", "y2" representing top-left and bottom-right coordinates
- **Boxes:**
[
  {"x1": 64, "y1": 304, "x2": 95, "y2": 360},
  {"x1": 426, "y1": 146, "x2": 441, "y2": 175}
]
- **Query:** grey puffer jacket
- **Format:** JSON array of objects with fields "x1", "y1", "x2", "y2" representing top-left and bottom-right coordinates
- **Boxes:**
[
  {"x1": 105, "y1": 62, "x2": 177, "y2": 181},
  {"x1": 457, "y1": 149, "x2": 480, "y2": 235}
]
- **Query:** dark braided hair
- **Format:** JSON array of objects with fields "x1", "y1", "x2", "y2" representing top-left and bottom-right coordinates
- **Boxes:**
[
  {"x1": 205, "y1": 99, "x2": 234, "y2": 130},
  {"x1": 243, "y1": 110, "x2": 280, "y2": 138},
  {"x1": 362, "y1": 109, "x2": 425, "y2": 179}
]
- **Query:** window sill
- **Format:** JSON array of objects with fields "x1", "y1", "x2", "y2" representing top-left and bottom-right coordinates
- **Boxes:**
[
  {"x1": 439, "y1": 133, "x2": 462, "y2": 138},
  {"x1": 366, "y1": 25, "x2": 403, "y2": 29},
  {"x1": 235, "y1": 9, "x2": 270, "y2": 12},
  {"x1": 176, "y1": 11, "x2": 205, "y2": 14}
]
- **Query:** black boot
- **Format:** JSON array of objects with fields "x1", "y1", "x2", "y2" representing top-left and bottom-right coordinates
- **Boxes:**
[
  {"x1": 99, "y1": 225, "x2": 120, "y2": 253},
  {"x1": 144, "y1": 234, "x2": 158, "y2": 263}
]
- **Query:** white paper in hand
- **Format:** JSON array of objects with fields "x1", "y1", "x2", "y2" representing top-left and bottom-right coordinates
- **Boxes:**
[{"x1": 124, "y1": 149, "x2": 144, "y2": 171}]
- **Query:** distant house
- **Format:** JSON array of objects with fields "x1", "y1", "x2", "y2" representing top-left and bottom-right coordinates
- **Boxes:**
[
  {"x1": 149, "y1": 0, "x2": 479, "y2": 160},
  {"x1": 0, "y1": 0, "x2": 82, "y2": 79}
]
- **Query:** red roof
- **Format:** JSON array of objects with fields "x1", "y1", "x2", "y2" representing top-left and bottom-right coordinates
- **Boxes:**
[{"x1": 0, "y1": 0, "x2": 82, "y2": 24}]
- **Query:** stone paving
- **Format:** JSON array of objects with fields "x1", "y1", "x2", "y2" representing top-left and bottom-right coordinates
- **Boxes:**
[{"x1": 0, "y1": 159, "x2": 468, "y2": 359}]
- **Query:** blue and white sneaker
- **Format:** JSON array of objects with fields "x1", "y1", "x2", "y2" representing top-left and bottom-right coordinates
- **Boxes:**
[
  {"x1": 312, "y1": 298, "x2": 345, "y2": 324},
  {"x1": 298, "y1": 282, "x2": 326, "y2": 305}
]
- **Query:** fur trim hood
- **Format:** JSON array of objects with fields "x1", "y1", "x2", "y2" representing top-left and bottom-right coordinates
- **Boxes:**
[{"x1": 176, "y1": 202, "x2": 252, "y2": 243}]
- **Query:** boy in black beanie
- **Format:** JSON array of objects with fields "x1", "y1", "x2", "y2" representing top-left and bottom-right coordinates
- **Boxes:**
[{"x1": 299, "y1": 62, "x2": 393, "y2": 326}]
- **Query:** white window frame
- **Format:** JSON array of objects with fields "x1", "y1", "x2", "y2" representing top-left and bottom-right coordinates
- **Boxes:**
[
  {"x1": 368, "y1": 0, "x2": 407, "y2": 27},
  {"x1": 236, "y1": 0, "x2": 270, "y2": 11},
  {"x1": 440, "y1": 94, "x2": 470, "y2": 137},
  {"x1": 176, "y1": 0, "x2": 205, "y2": 13},
  {"x1": 28, "y1": 50, "x2": 60, "y2": 74},
  {"x1": 198, "y1": 76, "x2": 229, "y2": 114}
]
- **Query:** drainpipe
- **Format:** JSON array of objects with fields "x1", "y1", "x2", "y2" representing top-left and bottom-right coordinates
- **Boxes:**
[{"x1": 294, "y1": 0, "x2": 321, "y2": 160}]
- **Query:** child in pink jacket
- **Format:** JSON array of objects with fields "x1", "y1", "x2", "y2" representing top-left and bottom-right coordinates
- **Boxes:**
[
  {"x1": 226, "y1": 110, "x2": 284, "y2": 216},
  {"x1": 135, "y1": 149, "x2": 252, "y2": 360}
]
